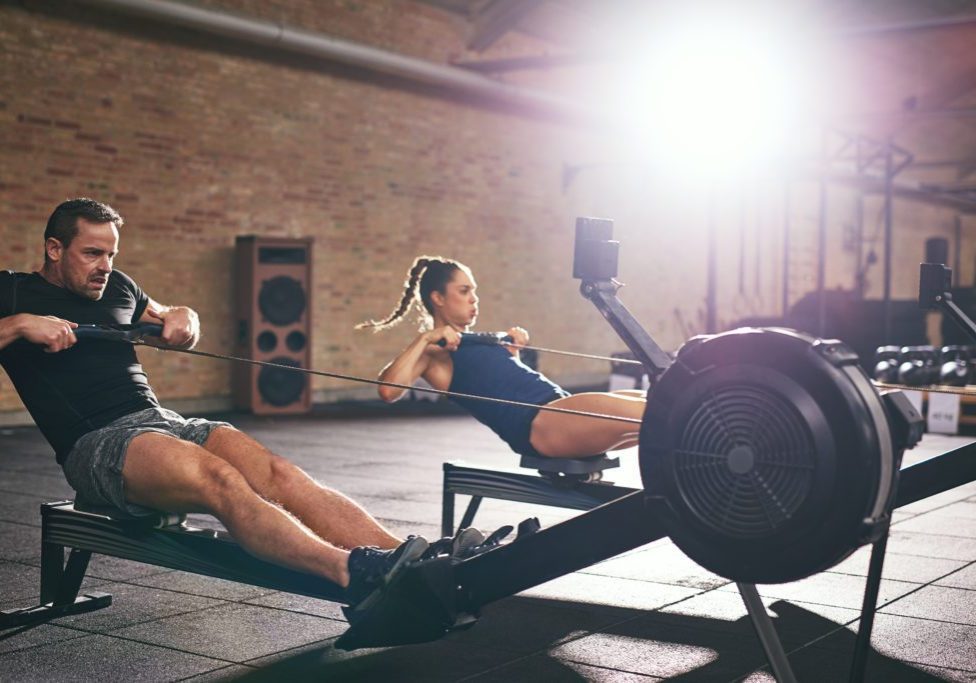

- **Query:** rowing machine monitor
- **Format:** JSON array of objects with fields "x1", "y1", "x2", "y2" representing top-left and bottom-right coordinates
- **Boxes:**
[
  {"x1": 572, "y1": 217, "x2": 672, "y2": 376},
  {"x1": 573, "y1": 217, "x2": 618, "y2": 281}
]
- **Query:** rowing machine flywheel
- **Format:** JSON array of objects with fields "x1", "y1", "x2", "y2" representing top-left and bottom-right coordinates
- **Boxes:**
[{"x1": 639, "y1": 327, "x2": 900, "y2": 584}]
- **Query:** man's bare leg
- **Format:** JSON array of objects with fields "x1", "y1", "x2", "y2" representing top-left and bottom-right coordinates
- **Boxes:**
[
  {"x1": 200, "y1": 427, "x2": 400, "y2": 550},
  {"x1": 122, "y1": 432, "x2": 354, "y2": 586},
  {"x1": 529, "y1": 392, "x2": 645, "y2": 458}
]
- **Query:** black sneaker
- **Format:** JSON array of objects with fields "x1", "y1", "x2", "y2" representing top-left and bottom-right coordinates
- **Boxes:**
[
  {"x1": 346, "y1": 535, "x2": 429, "y2": 607},
  {"x1": 516, "y1": 517, "x2": 541, "y2": 539}
]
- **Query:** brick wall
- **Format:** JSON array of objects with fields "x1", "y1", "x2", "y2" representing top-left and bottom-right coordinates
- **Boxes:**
[{"x1": 1, "y1": 1, "x2": 971, "y2": 421}]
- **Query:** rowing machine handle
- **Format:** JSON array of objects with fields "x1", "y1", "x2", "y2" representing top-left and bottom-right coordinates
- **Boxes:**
[
  {"x1": 74, "y1": 323, "x2": 164, "y2": 342},
  {"x1": 436, "y1": 332, "x2": 514, "y2": 348}
]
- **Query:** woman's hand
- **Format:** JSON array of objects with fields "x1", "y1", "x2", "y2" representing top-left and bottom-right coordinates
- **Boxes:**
[
  {"x1": 425, "y1": 325, "x2": 462, "y2": 351},
  {"x1": 507, "y1": 326, "x2": 529, "y2": 348}
]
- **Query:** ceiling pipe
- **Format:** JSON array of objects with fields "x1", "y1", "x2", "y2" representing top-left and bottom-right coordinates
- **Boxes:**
[
  {"x1": 833, "y1": 13, "x2": 976, "y2": 37},
  {"x1": 74, "y1": 0, "x2": 598, "y2": 123}
]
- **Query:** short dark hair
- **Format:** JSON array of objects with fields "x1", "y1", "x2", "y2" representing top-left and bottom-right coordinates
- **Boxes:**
[{"x1": 44, "y1": 198, "x2": 124, "y2": 253}]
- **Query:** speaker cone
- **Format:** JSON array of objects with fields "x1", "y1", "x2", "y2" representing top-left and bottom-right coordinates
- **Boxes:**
[
  {"x1": 257, "y1": 357, "x2": 304, "y2": 407},
  {"x1": 259, "y1": 276, "x2": 306, "y2": 326}
]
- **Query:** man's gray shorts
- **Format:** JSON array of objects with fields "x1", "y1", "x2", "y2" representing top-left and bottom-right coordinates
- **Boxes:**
[{"x1": 62, "y1": 406, "x2": 233, "y2": 517}]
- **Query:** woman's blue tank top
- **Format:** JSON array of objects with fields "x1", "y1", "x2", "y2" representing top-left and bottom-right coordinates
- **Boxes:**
[{"x1": 448, "y1": 343, "x2": 569, "y2": 455}]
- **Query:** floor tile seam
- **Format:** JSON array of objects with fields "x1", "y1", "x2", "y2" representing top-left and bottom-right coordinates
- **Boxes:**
[
  {"x1": 803, "y1": 644, "x2": 976, "y2": 675},
  {"x1": 871, "y1": 558, "x2": 976, "y2": 614},
  {"x1": 0, "y1": 626, "x2": 89, "y2": 657},
  {"x1": 779, "y1": 580, "x2": 975, "y2": 656},
  {"x1": 452, "y1": 649, "x2": 547, "y2": 682},
  {"x1": 893, "y1": 497, "x2": 976, "y2": 520},
  {"x1": 575, "y1": 567, "x2": 731, "y2": 591},
  {"x1": 236, "y1": 598, "x2": 348, "y2": 624},
  {"x1": 49, "y1": 600, "x2": 239, "y2": 637},
  {"x1": 931, "y1": 557, "x2": 976, "y2": 587},
  {"x1": 856, "y1": 546, "x2": 976, "y2": 562},
  {"x1": 0, "y1": 516, "x2": 44, "y2": 531},
  {"x1": 456, "y1": 586, "x2": 725, "y2": 682},
  {"x1": 86, "y1": 567, "x2": 177, "y2": 584},
  {"x1": 237, "y1": 634, "x2": 340, "y2": 666},
  {"x1": 172, "y1": 662, "x2": 259, "y2": 681},
  {"x1": 77, "y1": 628, "x2": 243, "y2": 666},
  {"x1": 480, "y1": 654, "x2": 669, "y2": 682},
  {"x1": 116, "y1": 578, "x2": 279, "y2": 604},
  {"x1": 573, "y1": 564, "x2": 735, "y2": 590},
  {"x1": 375, "y1": 514, "x2": 441, "y2": 528},
  {"x1": 0, "y1": 468, "x2": 68, "y2": 482},
  {"x1": 875, "y1": 608, "x2": 976, "y2": 627},
  {"x1": 0, "y1": 487, "x2": 66, "y2": 502},
  {"x1": 890, "y1": 528, "x2": 976, "y2": 541},
  {"x1": 0, "y1": 518, "x2": 41, "y2": 530},
  {"x1": 566, "y1": 569, "x2": 733, "y2": 591},
  {"x1": 519, "y1": 584, "x2": 737, "y2": 672}
]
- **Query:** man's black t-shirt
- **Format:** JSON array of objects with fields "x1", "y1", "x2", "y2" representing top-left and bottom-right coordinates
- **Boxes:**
[{"x1": 0, "y1": 270, "x2": 159, "y2": 462}]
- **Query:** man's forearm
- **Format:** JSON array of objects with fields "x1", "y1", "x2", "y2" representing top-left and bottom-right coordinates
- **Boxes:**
[{"x1": 0, "y1": 314, "x2": 24, "y2": 351}]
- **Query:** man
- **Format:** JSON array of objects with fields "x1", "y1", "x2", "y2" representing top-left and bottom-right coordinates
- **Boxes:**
[{"x1": 0, "y1": 198, "x2": 460, "y2": 605}]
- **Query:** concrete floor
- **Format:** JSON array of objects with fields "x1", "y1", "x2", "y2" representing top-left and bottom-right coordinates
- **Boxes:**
[{"x1": 1, "y1": 411, "x2": 975, "y2": 682}]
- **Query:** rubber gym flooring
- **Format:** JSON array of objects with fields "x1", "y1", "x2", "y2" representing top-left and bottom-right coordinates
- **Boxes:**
[{"x1": 1, "y1": 410, "x2": 975, "y2": 682}]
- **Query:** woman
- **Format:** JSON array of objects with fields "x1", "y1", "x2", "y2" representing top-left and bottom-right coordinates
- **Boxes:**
[{"x1": 358, "y1": 256, "x2": 646, "y2": 459}]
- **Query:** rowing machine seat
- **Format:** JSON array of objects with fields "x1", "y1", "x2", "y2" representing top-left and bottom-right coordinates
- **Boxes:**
[
  {"x1": 72, "y1": 498, "x2": 186, "y2": 529},
  {"x1": 519, "y1": 452, "x2": 619, "y2": 484}
]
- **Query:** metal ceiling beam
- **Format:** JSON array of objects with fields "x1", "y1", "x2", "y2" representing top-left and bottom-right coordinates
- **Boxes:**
[
  {"x1": 816, "y1": 171, "x2": 976, "y2": 213},
  {"x1": 908, "y1": 157, "x2": 976, "y2": 169}
]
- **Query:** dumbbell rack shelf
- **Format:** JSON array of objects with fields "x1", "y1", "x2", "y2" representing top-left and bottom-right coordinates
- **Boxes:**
[{"x1": 912, "y1": 388, "x2": 976, "y2": 431}]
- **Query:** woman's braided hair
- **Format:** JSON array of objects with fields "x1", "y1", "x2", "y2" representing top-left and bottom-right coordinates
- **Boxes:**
[{"x1": 356, "y1": 255, "x2": 465, "y2": 331}]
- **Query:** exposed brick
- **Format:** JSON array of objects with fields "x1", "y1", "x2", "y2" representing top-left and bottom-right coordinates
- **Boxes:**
[{"x1": 1, "y1": 0, "x2": 971, "y2": 419}]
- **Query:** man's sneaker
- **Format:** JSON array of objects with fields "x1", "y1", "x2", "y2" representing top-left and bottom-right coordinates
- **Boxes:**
[{"x1": 346, "y1": 535, "x2": 429, "y2": 607}]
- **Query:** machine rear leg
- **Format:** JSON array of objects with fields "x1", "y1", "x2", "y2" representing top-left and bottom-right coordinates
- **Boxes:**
[{"x1": 0, "y1": 541, "x2": 111, "y2": 630}]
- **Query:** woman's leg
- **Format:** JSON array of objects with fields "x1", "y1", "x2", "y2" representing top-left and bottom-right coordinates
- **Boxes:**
[{"x1": 529, "y1": 392, "x2": 645, "y2": 458}]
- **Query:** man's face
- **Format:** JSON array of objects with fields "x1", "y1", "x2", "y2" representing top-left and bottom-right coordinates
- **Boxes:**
[
  {"x1": 438, "y1": 269, "x2": 479, "y2": 329},
  {"x1": 50, "y1": 219, "x2": 119, "y2": 300}
]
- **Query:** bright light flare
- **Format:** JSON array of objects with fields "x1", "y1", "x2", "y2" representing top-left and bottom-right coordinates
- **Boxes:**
[{"x1": 608, "y1": 9, "x2": 820, "y2": 181}]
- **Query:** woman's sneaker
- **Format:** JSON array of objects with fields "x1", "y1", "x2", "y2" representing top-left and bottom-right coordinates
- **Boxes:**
[
  {"x1": 455, "y1": 524, "x2": 512, "y2": 560},
  {"x1": 346, "y1": 536, "x2": 429, "y2": 608},
  {"x1": 423, "y1": 526, "x2": 488, "y2": 560}
]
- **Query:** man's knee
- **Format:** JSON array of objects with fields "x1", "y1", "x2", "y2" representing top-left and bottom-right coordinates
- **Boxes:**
[
  {"x1": 265, "y1": 454, "x2": 309, "y2": 497},
  {"x1": 191, "y1": 459, "x2": 255, "y2": 514}
]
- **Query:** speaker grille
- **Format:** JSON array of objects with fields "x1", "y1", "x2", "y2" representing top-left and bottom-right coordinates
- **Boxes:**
[
  {"x1": 258, "y1": 276, "x2": 306, "y2": 326},
  {"x1": 673, "y1": 385, "x2": 816, "y2": 538},
  {"x1": 257, "y1": 358, "x2": 305, "y2": 407}
]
